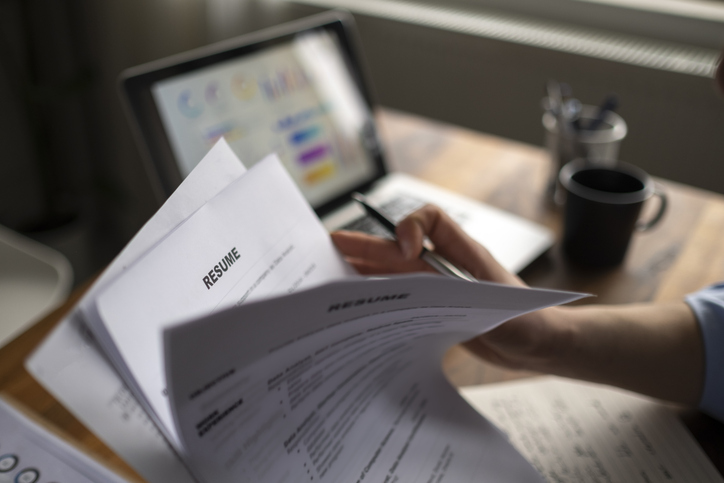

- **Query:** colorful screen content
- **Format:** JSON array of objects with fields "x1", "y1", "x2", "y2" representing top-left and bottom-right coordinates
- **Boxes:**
[{"x1": 151, "y1": 30, "x2": 378, "y2": 207}]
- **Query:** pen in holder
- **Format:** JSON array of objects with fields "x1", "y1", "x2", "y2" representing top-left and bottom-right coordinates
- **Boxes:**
[{"x1": 542, "y1": 99, "x2": 627, "y2": 205}]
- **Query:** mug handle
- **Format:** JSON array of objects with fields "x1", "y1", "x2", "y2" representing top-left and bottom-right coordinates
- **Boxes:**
[{"x1": 636, "y1": 183, "x2": 668, "y2": 231}]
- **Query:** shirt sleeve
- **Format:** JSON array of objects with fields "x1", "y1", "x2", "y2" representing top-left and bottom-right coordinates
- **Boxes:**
[{"x1": 685, "y1": 282, "x2": 724, "y2": 422}]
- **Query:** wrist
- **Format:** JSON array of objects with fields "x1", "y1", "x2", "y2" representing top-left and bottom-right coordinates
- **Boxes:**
[
  {"x1": 537, "y1": 302, "x2": 704, "y2": 405},
  {"x1": 523, "y1": 305, "x2": 579, "y2": 375}
]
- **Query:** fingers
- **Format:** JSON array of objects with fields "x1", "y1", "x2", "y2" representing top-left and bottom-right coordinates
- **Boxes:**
[
  {"x1": 333, "y1": 204, "x2": 522, "y2": 285},
  {"x1": 396, "y1": 205, "x2": 472, "y2": 263},
  {"x1": 345, "y1": 258, "x2": 433, "y2": 275},
  {"x1": 331, "y1": 230, "x2": 400, "y2": 263},
  {"x1": 331, "y1": 230, "x2": 431, "y2": 274},
  {"x1": 396, "y1": 205, "x2": 522, "y2": 285}
]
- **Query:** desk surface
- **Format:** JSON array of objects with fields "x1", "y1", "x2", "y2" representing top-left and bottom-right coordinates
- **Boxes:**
[{"x1": 2, "y1": 108, "x2": 724, "y2": 481}]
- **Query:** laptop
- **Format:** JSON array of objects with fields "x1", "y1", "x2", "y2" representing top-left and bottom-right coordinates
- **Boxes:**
[{"x1": 120, "y1": 10, "x2": 552, "y2": 273}]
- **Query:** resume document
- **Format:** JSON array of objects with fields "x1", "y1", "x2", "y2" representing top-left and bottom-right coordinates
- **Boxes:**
[{"x1": 28, "y1": 140, "x2": 582, "y2": 482}]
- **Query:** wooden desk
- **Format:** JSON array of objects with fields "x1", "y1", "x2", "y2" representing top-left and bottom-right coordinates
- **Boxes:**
[{"x1": 2, "y1": 108, "x2": 724, "y2": 481}]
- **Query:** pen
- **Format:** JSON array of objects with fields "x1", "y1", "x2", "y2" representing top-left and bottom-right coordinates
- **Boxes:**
[
  {"x1": 351, "y1": 193, "x2": 477, "y2": 282},
  {"x1": 586, "y1": 94, "x2": 618, "y2": 131}
]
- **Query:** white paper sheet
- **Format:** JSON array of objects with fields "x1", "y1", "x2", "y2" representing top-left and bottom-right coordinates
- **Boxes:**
[
  {"x1": 162, "y1": 275, "x2": 584, "y2": 483},
  {"x1": 0, "y1": 397, "x2": 129, "y2": 482},
  {"x1": 87, "y1": 154, "x2": 355, "y2": 448},
  {"x1": 25, "y1": 139, "x2": 247, "y2": 483},
  {"x1": 461, "y1": 377, "x2": 724, "y2": 483}
]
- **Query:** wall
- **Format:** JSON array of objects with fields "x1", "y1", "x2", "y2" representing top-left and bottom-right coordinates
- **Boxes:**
[
  {"x1": 289, "y1": 4, "x2": 724, "y2": 194},
  {"x1": 0, "y1": 0, "x2": 288, "y2": 283},
  {"x1": 2, "y1": 0, "x2": 722, "y2": 284}
]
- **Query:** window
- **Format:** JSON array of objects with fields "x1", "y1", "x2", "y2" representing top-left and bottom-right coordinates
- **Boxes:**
[{"x1": 285, "y1": 0, "x2": 722, "y2": 77}]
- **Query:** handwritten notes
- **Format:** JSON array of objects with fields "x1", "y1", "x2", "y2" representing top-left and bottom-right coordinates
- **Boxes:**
[{"x1": 461, "y1": 377, "x2": 723, "y2": 483}]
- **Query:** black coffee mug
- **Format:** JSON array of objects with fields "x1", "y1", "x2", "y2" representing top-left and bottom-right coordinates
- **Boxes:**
[{"x1": 559, "y1": 160, "x2": 667, "y2": 267}]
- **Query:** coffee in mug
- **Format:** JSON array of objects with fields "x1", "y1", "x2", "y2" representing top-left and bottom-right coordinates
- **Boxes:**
[{"x1": 559, "y1": 159, "x2": 667, "y2": 267}]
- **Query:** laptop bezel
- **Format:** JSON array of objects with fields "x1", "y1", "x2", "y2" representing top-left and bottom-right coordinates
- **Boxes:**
[{"x1": 120, "y1": 10, "x2": 387, "y2": 216}]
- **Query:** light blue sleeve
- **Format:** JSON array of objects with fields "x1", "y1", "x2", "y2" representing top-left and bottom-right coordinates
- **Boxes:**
[{"x1": 685, "y1": 282, "x2": 724, "y2": 422}]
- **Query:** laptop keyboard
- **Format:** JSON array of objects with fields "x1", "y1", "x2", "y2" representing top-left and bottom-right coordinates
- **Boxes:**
[{"x1": 341, "y1": 195, "x2": 426, "y2": 237}]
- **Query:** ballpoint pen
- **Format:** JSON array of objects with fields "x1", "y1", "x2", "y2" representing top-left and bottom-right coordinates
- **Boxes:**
[
  {"x1": 351, "y1": 193, "x2": 477, "y2": 282},
  {"x1": 586, "y1": 94, "x2": 618, "y2": 131}
]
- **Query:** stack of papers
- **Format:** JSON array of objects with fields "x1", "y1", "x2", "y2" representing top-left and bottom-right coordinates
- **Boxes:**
[
  {"x1": 25, "y1": 139, "x2": 583, "y2": 482},
  {"x1": 0, "y1": 397, "x2": 127, "y2": 482}
]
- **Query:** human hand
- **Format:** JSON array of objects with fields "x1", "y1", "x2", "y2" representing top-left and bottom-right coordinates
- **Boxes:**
[
  {"x1": 331, "y1": 204, "x2": 522, "y2": 286},
  {"x1": 333, "y1": 204, "x2": 704, "y2": 405},
  {"x1": 331, "y1": 204, "x2": 564, "y2": 372}
]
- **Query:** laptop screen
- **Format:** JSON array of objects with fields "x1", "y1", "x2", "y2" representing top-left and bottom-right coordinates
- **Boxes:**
[{"x1": 122, "y1": 12, "x2": 386, "y2": 214}]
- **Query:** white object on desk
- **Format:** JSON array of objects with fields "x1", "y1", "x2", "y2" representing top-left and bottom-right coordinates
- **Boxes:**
[
  {"x1": 461, "y1": 376, "x2": 724, "y2": 483},
  {"x1": 0, "y1": 225, "x2": 72, "y2": 348},
  {"x1": 0, "y1": 396, "x2": 127, "y2": 482}
]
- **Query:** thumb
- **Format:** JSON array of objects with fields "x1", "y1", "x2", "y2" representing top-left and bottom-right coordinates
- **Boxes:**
[{"x1": 395, "y1": 212, "x2": 427, "y2": 260}]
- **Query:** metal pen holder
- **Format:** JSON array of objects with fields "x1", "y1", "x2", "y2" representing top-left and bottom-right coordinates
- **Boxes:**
[{"x1": 542, "y1": 104, "x2": 627, "y2": 204}]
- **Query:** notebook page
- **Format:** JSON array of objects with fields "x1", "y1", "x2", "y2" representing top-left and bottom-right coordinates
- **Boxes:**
[{"x1": 461, "y1": 377, "x2": 724, "y2": 483}]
